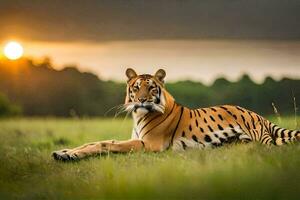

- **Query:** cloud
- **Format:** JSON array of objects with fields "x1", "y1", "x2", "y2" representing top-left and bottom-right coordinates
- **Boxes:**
[{"x1": 0, "y1": 0, "x2": 299, "y2": 42}]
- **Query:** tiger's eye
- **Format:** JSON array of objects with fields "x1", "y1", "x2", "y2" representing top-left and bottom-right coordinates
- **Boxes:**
[
  {"x1": 152, "y1": 89, "x2": 158, "y2": 94},
  {"x1": 132, "y1": 86, "x2": 139, "y2": 92}
]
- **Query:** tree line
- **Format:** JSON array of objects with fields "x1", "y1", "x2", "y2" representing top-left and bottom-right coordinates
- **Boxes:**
[{"x1": 0, "y1": 58, "x2": 299, "y2": 117}]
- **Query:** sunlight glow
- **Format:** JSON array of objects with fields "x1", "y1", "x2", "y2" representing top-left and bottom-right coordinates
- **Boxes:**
[{"x1": 4, "y1": 41, "x2": 24, "y2": 60}]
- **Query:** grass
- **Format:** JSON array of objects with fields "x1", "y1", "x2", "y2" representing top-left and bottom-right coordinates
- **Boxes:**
[{"x1": 0, "y1": 117, "x2": 299, "y2": 200}]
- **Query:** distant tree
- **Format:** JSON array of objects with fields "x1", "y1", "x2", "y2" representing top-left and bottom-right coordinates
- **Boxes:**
[
  {"x1": 0, "y1": 92, "x2": 22, "y2": 117},
  {"x1": 212, "y1": 77, "x2": 231, "y2": 88},
  {"x1": 0, "y1": 58, "x2": 299, "y2": 117}
]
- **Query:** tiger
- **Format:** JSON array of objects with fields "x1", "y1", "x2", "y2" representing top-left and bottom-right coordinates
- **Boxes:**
[{"x1": 52, "y1": 68, "x2": 300, "y2": 161}]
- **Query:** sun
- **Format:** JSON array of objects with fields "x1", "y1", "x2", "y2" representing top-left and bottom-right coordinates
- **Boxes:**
[{"x1": 4, "y1": 41, "x2": 24, "y2": 60}]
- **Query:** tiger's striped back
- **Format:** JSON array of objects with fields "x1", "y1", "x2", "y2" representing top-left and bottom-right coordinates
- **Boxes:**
[{"x1": 170, "y1": 105, "x2": 300, "y2": 151}]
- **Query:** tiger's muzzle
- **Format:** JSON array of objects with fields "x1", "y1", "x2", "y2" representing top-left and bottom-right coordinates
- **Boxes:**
[{"x1": 134, "y1": 103, "x2": 155, "y2": 112}]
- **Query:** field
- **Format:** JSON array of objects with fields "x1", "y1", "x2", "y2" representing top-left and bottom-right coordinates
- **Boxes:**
[{"x1": 0, "y1": 117, "x2": 299, "y2": 200}]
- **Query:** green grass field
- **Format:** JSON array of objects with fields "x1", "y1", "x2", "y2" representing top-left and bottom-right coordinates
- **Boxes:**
[{"x1": 0, "y1": 117, "x2": 299, "y2": 200}]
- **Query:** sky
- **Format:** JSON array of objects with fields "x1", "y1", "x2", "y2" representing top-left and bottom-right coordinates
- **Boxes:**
[{"x1": 0, "y1": 0, "x2": 300, "y2": 83}]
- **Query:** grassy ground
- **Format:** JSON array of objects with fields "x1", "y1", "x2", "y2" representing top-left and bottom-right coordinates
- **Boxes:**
[{"x1": 0, "y1": 117, "x2": 299, "y2": 200}]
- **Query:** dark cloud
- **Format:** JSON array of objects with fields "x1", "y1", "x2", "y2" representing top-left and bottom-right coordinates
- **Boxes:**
[{"x1": 0, "y1": 0, "x2": 299, "y2": 42}]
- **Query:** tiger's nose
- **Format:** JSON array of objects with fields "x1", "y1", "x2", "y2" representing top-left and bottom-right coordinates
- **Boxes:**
[{"x1": 138, "y1": 97, "x2": 147, "y2": 103}]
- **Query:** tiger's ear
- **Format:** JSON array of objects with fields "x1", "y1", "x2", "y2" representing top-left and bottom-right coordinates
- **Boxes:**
[
  {"x1": 154, "y1": 69, "x2": 166, "y2": 83},
  {"x1": 126, "y1": 68, "x2": 137, "y2": 80}
]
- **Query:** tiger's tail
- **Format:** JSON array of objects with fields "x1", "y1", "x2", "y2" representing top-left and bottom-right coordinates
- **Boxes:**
[{"x1": 267, "y1": 121, "x2": 300, "y2": 145}]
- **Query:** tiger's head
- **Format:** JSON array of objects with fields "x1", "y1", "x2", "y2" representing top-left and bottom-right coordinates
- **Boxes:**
[{"x1": 124, "y1": 68, "x2": 167, "y2": 114}]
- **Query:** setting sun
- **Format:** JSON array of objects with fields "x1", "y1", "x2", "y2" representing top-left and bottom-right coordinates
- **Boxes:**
[{"x1": 4, "y1": 41, "x2": 24, "y2": 60}]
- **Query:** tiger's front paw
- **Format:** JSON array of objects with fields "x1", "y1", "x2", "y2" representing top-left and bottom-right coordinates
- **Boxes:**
[{"x1": 52, "y1": 150, "x2": 78, "y2": 161}]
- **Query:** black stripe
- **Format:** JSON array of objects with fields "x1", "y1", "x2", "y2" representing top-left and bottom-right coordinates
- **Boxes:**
[
  {"x1": 220, "y1": 106, "x2": 228, "y2": 110},
  {"x1": 190, "y1": 111, "x2": 192, "y2": 118},
  {"x1": 246, "y1": 122, "x2": 250, "y2": 130},
  {"x1": 141, "y1": 102, "x2": 176, "y2": 138},
  {"x1": 288, "y1": 130, "x2": 293, "y2": 137},
  {"x1": 232, "y1": 129, "x2": 237, "y2": 134},
  {"x1": 271, "y1": 124, "x2": 275, "y2": 133},
  {"x1": 210, "y1": 116, "x2": 215, "y2": 122},
  {"x1": 261, "y1": 135, "x2": 268, "y2": 144},
  {"x1": 127, "y1": 86, "x2": 132, "y2": 102},
  {"x1": 271, "y1": 124, "x2": 277, "y2": 134},
  {"x1": 253, "y1": 130, "x2": 259, "y2": 141},
  {"x1": 193, "y1": 110, "x2": 197, "y2": 117},
  {"x1": 140, "y1": 140, "x2": 145, "y2": 148},
  {"x1": 137, "y1": 113, "x2": 151, "y2": 126},
  {"x1": 236, "y1": 106, "x2": 245, "y2": 113},
  {"x1": 137, "y1": 117, "x2": 144, "y2": 125},
  {"x1": 268, "y1": 122, "x2": 272, "y2": 134},
  {"x1": 211, "y1": 107, "x2": 217, "y2": 112},
  {"x1": 248, "y1": 130, "x2": 254, "y2": 140},
  {"x1": 155, "y1": 98, "x2": 161, "y2": 104},
  {"x1": 200, "y1": 127, "x2": 204, "y2": 133},
  {"x1": 180, "y1": 141, "x2": 187, "y2": 150},
  {"x1": 218, "y1": 124, "x2": 224, "y2": 131},
  {"x1": 212, "y1": 142, "x2": 222, "y2": 147},
  {"x1": 219, "y1": 137, "x2": 226, "y2": 143},
  {"x1": 242, "y1": 138, "x2": 252, "y2": 142},
  {"x1": 261, "y1": 134, "x2": 269, "y2": 144},
  {"x1": 196, "y1": 110, "x2": 201, "y2": 117},
  {"x1": 247, "y1": 111, "x2": 256, "y2": 129},
  {"x1": 257, "y1": 115, "x2": 264, "y2": 141},
  {"x1": 182, "y1": 131, "x2": 186, "y2": 137},
  {"x1": 158, "y1": 86, "x2": 161, "y2": 97},
  {"x1": 241, "y1": 115, "x2": 249, "y2": 130},
  {"x1": 218, "y1": 114, "x2": 223, "y2": 121},
  {"x1": 202, "y1": 109, "x2": 207, "y2": 114},
  {"x1": 227, "y1": 110, "x2": 233, "y2": 116},
  {"x1": 241, "y1": 115, "x2": 246, "y2": 122},
  {"x1": 204, "y1": 118, "x2": 207, "y2": 123},
  {"x1": 251, "y1": 113, "x2": 256, "y2": 129},
  {"x1": 155, "y1": 86, "x2": 161, "y2": 104},
  {"x1": 170, "y1": 106, "x2": 184, "y2": 147},
  {"x1": 281, "y1": 138, "x2": 287, "y2": 144},
  {"x1": 195, "y1": 119, "x2": 199, "y2": 127},
  {"x1": 280, "y1": 129, "x2": 285, "y2": 138},
  {"x1": 267, "y1": 138, "x2": 274, "y2": 145},
  {"x1": 192, "y1": 135, "x2": 198, "y2": 142},
  {"x1": 197, "y1": 140, "x2": 205, "y2": 146},
  {"x1": 139, "y1": 115, "x2": 159, "y2": 133},
  {"x1": 208, "y1": 125, "x2": 213, "y2": 132},
  {"x1": 236, "y1": 122, "x2": 244, "y2": 131},
  {"x1": 204, "y1": 135, "x2": 212, "y2": 142},
  {"x1": 274, "y1": 127, "x2": 281, "y2": 137}
]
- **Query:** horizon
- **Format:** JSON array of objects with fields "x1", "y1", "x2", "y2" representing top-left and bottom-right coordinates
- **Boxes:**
[{"x1": 11, "y1": 39, "x2": 299, "y2": 84}]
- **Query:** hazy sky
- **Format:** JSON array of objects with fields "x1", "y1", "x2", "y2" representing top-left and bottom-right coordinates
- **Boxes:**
[
  {"x1": 1, "y1": 0, "x2": 299, "y2": 41},
  {"x1": 22, "y1": 39, "x2": 300, "y2": 84},
  {"x1": 0, "y1": 1, "x2": 299, "y2": 83}
]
